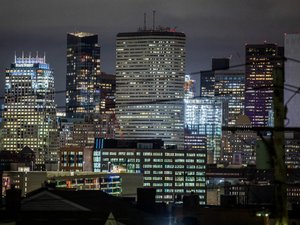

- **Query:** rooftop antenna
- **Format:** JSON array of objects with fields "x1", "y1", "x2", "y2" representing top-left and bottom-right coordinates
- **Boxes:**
[
  {"x1": 152, "y1": 10, "x2": 156, "y2": 31},
  {"x1": 36, "y1": 51, "x2": 39, "y2": 59},
  {"x1": 22, "y1": 51, "x2": 24, "y2": 60},
  {"x1": 14, "y1": 51, "x2": 17, "y2": 62},
  {"x1": 144, "y1": 13, "x2": 147, "y2": 30},
  {"x1": 44, "y1": 52, "x2": 46, "y2": 62}
]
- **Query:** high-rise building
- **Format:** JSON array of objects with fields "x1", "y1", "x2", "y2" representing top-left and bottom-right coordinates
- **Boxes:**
[
  {"x1": 214, "y1": 70, "x2": 245, "y2": 126},
  {"x1": 184, "y1": 98, "x2": 223, "y2": 163},
  {"x1": 214, "y1": 69, "x2": 246, "y2": 165},
  {"x1": 284, "y1": 33, "x2": 300, "y2": 127},
  {"x1": 95, "y1": 73, "x2": 116, "y2": 139},
  {"x1": 245, "y1": 43, "x2": 284, "y2": 127},
  {"x1": 115, "y1": 29, "x2": 186, "y2": 148},
  {"x1": 2, "y1": 54, "x2": 58, "y2": 168},
  {"x1": 200, "y1": 58, "x2": 230, "y2": 97},
  {"x1": 66, "y1": 32, "x2": 101, "y2": 118}
]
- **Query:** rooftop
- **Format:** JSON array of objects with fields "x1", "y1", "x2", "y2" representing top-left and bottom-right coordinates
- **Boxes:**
[{"x1": 69, "y1": 32, "x2": 96, "y2": 38}]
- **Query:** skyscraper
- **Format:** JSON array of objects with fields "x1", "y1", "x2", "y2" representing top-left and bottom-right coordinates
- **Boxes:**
[
  {"x1": 184, "y1": 98, "x2": 223, "y2": 163},
  {"x1": 245, "y1": 43, "x2": 284, "y2": 127},
  {"x1": 2, "y1": 54, "x2": 58, "y2": 168},
  {"x1": 200, "y1": 58, "x2": 230, "y2": 97},
  {"x1": 66, "y1": 32, "x2": 101, "y2": 118},
  {"x1": 115, "y1": 29, "x2": 186, "y2": 148},
  {"x1": 214, "y1": 69, "x2": 245, "y2": 126}
]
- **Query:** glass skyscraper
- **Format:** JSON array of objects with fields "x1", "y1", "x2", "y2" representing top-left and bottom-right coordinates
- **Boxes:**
[
  {"x1": 2, "y1": 54, "x2": 58, "y2": 168},
  {"x1": 66, "y1": 32, "x2": 101, "y2": 118},
  {"x1": 184, "y1": 98, "x2": 222, "y2": 164},
  {"x1": 214, "y1": 70, "x2": 245, "y2": 126},
  {"x1": 245, "y1": 43, "x2": 284, "y2": 127},
  {"x1": 115, "y1": 30, "x2": 186, "y2": 149}
]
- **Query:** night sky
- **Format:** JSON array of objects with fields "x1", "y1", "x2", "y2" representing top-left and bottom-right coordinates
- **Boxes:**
[{"x1": 1, "y1": 0, "x2": 300, "y2": 124}]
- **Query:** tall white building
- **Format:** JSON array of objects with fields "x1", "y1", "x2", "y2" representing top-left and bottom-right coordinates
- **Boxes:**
[
  {"x1": 284, "y1": 33, "x2": 300, "y2": 127},
  {"x1": 2, "y1": 54, "x2": 58, "y2": 169},
  {"x1": 115, "y1": 30, "x2": 186, "y2": 148}
]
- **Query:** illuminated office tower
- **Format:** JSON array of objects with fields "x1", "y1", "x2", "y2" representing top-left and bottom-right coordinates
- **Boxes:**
[
  {"x1": 245, "y1": 43, "x2": 283, "y2": 127},
  {"x1": 184, "y1": 98, "x2": 222, "y2": 163},
  {"x1": 95, "y1": 73, "x2": 116, "y2": 139},
  {"x1": 200, "y1": 58, "x2": 230, "y2": 97},
  {"x1": 214, "y1": 69, "x2": 245, "y2": 165},
  {"x1": 115, "y1": 29, "x2": 186, "y2": 148},
  {"x1": 214, "y1": 70, "x2": 245, "y2": 126},
  {"x1": 66, "y1": 32, "x2": 101, "y2": 118},
  {"x1": 2, "y1": 54, "x2": 58, "y2": 168},
  {"x1": 284, "y1": 34, "x2": 300, "y2": 127}
]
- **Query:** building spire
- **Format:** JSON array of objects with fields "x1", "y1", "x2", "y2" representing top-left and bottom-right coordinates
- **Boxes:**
[{"x1": 152, "y1": 10, "x2": 156, "y2": 31}]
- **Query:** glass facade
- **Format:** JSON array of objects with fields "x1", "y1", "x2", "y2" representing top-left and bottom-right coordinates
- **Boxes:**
[
  {"x1": 2, "y1": 55, "x2": 58, "y2": 167},
  {"x1": 184, "y1": 98, "x2": 222, "y2": 164},
  {"x1": 66, "y1": 32, "x2": 101, "y2": 118},
  {"x1": 245, "y1": 43, "x2": 284, "y2": 127}
]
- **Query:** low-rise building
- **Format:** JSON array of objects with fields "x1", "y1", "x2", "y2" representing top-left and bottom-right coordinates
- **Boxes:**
[{"x1": 93, "y1": 138, "x2": 207, "y2": 204}]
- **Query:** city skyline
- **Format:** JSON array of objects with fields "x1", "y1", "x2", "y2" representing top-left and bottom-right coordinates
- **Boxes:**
[{"x1": 1, "y1": 1, "x2": 300, "y2": 111}]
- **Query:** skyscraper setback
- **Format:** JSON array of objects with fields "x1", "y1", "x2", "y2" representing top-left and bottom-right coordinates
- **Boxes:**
[
  {"x1": 115, "y1": 29, "x2": 186, "y2": 148},
  {"x1": 245, "y1": 43, "x2": 284, "y2": 127},
  {"x1": 2, "y1": 54, "x2": 58, "y2": 168},
  {"x1": 66, "y1": 32, "x2": 101, "y2": 118}
]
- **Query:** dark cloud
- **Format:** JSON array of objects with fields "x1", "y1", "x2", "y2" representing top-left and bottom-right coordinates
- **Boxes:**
[{"x1": 1, "y1": 0, "x2": 300, "y2": 111}]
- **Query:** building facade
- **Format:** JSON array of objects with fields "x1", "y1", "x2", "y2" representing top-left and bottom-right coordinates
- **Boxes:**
[
  {"x1": 214, "y1": 70, "x2": 245, "y2": 126},
  {"x1": 2, "y1": 54, "x2": 58, "y2": 169},
  {"x1": 184, "y1": 98, "x2": 223, "y2": 164},
  {"x1": 115, "y1": 30, "x2": 186, "y2": 148},
  {"x1": 66, "y1": 32, "x2": 101, "y2": 118},
  {"x1": 93, "y1": 139, "x2": 206, "y2": 204},
  {"x1": 245, "y1": 43, "x2": 284, "y2": 127}
]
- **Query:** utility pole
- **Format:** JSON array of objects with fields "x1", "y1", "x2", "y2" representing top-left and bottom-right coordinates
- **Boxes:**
[{"x1": 272, "y1": 63, "x2": 288, "y2": 225}]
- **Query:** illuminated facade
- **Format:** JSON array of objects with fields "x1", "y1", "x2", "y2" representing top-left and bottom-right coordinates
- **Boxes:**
[
  {"x1": 115, "y1": 30, "x2": 185, "y2": 148},
  {"x1": 245, "y1": 43, "x2": 284, "y2": 127},
  {"x1": 58, "y1": 118, "x2": 96, "y2": 148},
  {"x1": 200, "y1": 58, "x2": 230, "y2": 97},
  {"x1": 184, "y1": 98, "x2": 222, "y2": 164},
  {"x1": 2, "y1": 55, "x2": 58, "y2": 168},
  {"x1": 2, "y1": 171, "x2": 142, "y2": 198},
  {"x1": 214, "y1": 70, "x2": 245, "y2": 126},
  {"x1": 93, "y1": 139, "x2": 206, "y2": 204},
  {"x1": 229, "y1": 115, "x2": 256, "y2": 165},
  {"x1": 95, "y1": 73, "x2": 116, "y2": 139},
  {"x1": 285, "y1": 132, "x2": 300, "y2": 169},
  {"x1": 66, "y1": 32, "x2": 101, "y2": 118}
]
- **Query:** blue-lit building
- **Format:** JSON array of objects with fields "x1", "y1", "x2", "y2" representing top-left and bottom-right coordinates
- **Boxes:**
[
  {"x1": 2, "y1": 54, "x2": 58, "y2": 169},
  {"x1": 184, "y1": 98, "x2": 222, "y2": 164}
]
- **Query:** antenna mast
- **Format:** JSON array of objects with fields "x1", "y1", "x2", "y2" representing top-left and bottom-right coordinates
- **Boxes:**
[{"x1": 152, "y1": 10, "x2": 156, "y2": 31}]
